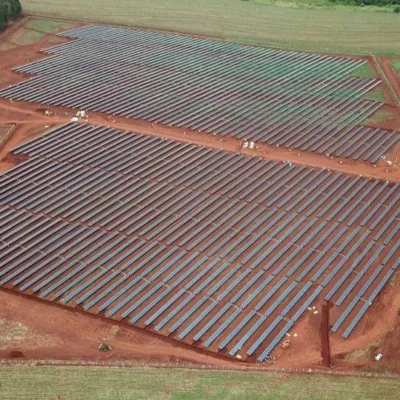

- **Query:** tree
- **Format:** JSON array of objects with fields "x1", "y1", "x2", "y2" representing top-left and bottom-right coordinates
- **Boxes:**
[
  {"x1": 331, "y1": 0, "x2": 400, "y2": 5},
  {"x1": 0, "y1": 0, "x2": 22, "y2": 31},
  {"x1": 0, "y1": 7, "x2": 8, "y2": 31},
  {"x1": 10, "y1": 0, "x2": 22, "y2": 19}
]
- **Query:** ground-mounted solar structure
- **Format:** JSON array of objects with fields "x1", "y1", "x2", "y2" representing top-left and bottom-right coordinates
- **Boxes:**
[
  {"x1": 0, "y1": 26, "x2": 399, "y2": 163},
  {"x1": 0, "y1": 122, "x2": 398, "y2": 362}
]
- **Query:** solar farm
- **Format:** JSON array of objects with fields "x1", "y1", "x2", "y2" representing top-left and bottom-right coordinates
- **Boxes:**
[
  {"x1": 0, "y1": 23, "x2": 399, "y2": 366},
  {"x1": 0, "y1": 25, "x2": 399, "y2": 163},
  {"x1": 0, "y1": 122, "x2": 398, "y2": 362}
]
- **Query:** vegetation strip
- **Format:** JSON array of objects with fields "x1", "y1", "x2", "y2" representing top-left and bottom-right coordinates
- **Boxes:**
[
  {"x1": 1, "y1": 358, "x2": 400, "y2": 379},
  {"x1": 373, "y1": 56, "x2": 400, "y2": 105}
]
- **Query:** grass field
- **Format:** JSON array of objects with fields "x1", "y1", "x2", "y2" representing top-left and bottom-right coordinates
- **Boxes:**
[
  {"x1": 366, "y1": 109, "x2": 395, "y2": 124},
  {"x1": 8, "y1": 27, "x2": 44, "y2": 45},
  {"x1": 6, "y1": 18, "x2": 80, "y2": 45},
  {"x1": 391, "y1": 61, "x2": 400, "y2": 73},
  {"x1": 0, "y1": 366, "x2": 399, "y2": 400},
  {"x1": 25, "y1": 18, "x2": 81, "y2": 33},
  {"x1": 21, "y1": 0, "x2": 400, "y2": 56},
  {"x1": 350, "y1": 64, "x2": 376, "y2": 79},
  {"x1": 363, "y1": 89, "x2": 386, "y2": 103}
]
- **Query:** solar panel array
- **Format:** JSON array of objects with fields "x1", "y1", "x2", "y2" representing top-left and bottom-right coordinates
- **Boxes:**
[
  {"x1": 0, "y1": 123, "x2": 398, "y2": 361},
  {"x1": 0, "y1": 25, "x2": 399, "y2": 163}
]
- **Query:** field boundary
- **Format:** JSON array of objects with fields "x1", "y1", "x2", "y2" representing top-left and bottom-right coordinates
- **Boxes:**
[
  {"x1": 0, "y1": 358, "x2": 399, "y2": 380},
  {"x1": 18, "y1": 13, "x2": 372, "y2": 58},
  {"x1": 373, "y1": 56, "x2": 400, "y2": 106},
  {"x1": 6, "y1": 14, "x2": 383, "y2": 59}
]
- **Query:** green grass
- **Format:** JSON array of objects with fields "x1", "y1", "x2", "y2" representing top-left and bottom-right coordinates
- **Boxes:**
[
  {"x1": 25, "y1": 19, "x2": 80, "y2": 33},
  {"x1": 21, "y1": 0, "x2": 400, "y2": 56},
  {"x1": 363, "y1": 88, "x2": 386, "y2": 102},
  {"x1": 9, "y1": 28, "x2": 46, "y2": 45},
  {"x1": 7, "y1": 18, "x2": 81, "y2": 45},
  {"x1": 351, "y1": 63, "x2": 376, "y2": 79},
  {"x1": 391, "y1": 61, "x2": 400, "y2": 73},
  {"x1": 0, "y1": 366, "x2": 399, "y2": 400},
  {"x1": 366, "y1": 109, "x2": 395, "y2": 124}
]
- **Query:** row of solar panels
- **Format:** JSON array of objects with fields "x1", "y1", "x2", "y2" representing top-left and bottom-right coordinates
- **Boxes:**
[
  {"x1": 0, "y1": 124, "x2": 398, "y2": 360},
  {"x1": 1, "y1": 202, "x2": 396, "y2": 361},
  {"x1": 0, "y1": 25, "x2": 396, "y2": 162}
]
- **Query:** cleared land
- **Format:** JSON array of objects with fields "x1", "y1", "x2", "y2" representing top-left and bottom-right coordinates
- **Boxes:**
[
  {"x1": 1, "y1": 366, "x2": 400, "y2": 400},
  {"x1": 2, "y1": 26, "x2": 399, "y2": 163},
  {"x1": 21, "y1": 0, "x2": 400, "y2": 55},
  {"x1": 0, "y1": 17, "x2": 399, "y2": 375},
  {"x1": 363, "y1": 89, "x2": 386, "y2": 103},
  {"x1": 0, "y1": 122, "x2": 399, "y2": 363}
]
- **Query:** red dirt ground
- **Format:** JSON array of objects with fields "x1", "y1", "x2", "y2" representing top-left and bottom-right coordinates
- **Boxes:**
[
  {"x1": 1, "y1": 271, "x2": 398, "y2": 371},
  {"x1": 0, "y1": 21, "x2": 399, "y2": 372},
  {"x1": 0, "y1": 289, "x2": 234, "y2": 366},
  {"x1": 1, "y1": 100, "x2": 399, "y2": 183}
]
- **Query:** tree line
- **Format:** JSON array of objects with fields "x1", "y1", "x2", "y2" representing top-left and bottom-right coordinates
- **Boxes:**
[
  {"x1": 0, "y1": 0, "x2": 22, "y2": 31},
  {"x1": 330, "y1": 0, "x2": 400, "y2": 8}
]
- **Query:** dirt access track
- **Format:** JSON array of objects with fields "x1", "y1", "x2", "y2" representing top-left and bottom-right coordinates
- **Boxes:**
[{"x1": 0, "y1": 19, "x2": 399, "y2": 372}]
